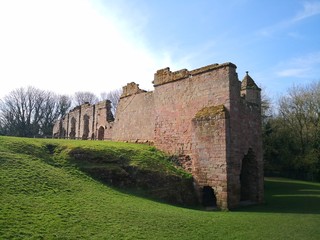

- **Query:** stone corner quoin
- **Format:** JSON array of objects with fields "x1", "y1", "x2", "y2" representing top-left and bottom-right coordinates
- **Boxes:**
[{"x1": 53, "y1": 62, "x2": 263, "y2": 210}]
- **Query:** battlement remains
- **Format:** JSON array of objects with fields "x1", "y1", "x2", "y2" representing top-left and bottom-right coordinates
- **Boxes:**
[
  {"x1": 120, "y1": 82, "x2": 147, "y2": 99},
  {"x1": 153, "y1": 62, "x2": 237, "y2": 87}
]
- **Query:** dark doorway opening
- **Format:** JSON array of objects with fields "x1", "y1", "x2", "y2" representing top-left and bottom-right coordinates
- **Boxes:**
[
  {"x1": 98, "y1": 126, "x2": 105, "y2": 140},
  {"x1": 69, "y1": 117, "x2": 76, "y2": 139},
  {"x1": 82, "y1": 114, "x2": 90, "y2": 140},
  {"x1": 202, "y1": 186, "x2": 217, "y2": 207},
  {"x1": 240, "y1": 148, "x2": 258, "y2": 202}
]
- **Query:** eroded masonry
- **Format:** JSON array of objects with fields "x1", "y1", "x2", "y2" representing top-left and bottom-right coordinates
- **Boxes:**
[{"x1": 53, "y1": 62, "x2": 264, "y2": 209}]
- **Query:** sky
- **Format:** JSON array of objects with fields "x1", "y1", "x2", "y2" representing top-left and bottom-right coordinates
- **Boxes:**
[{"x1": 0, "y1": 0, "x2": 320, "y2": 102}]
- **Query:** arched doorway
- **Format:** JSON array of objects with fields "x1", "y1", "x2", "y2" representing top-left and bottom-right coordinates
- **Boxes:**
[
  {"x1": 69, "y1": 117, "x2": 76, "y2": 139},
  {"x1": 98, "y1": 126, "x2": 105, "y2": 140},
  {"x1": 82, "y1": 114, "x2": 90, "y2": 140},
  {"x1": 202, "y1": 186, "x2": 217, "y2": 207},
  {"x1": 240, "y1": 148, "x2": 258, "y2": 202}
]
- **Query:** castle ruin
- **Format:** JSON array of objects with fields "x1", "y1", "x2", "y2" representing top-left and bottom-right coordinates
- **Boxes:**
[{"x1": 53, "y1": 62, "x2": 263, "y2": 210}]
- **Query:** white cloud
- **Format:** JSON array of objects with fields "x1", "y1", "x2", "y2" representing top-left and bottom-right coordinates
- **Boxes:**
[
  {"x1": 275, "y1": 51, "x2": 320, "y2": 78},
  {"x1": 293, "y1": 1, "x2": 320, "y2": 21},
  {"x1": 277, "y1": 68, "x2": 310, "y2": 78},
  {"x1": 257, "y1": 1, "x2": 320, "y2": 37},
  {"x1": 0, "y1": 0, "x2": 172, "y2": 99}
]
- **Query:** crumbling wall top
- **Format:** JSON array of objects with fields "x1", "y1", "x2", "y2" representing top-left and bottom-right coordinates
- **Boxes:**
[
  {"x1": 153, "y1": 67, "x2": 189, "y2": 86},
  {"x1": 153, "y1": 62, "x2": 237, "y2": 87},
  {"x1": 120, "y1": 82, "x2": 146, "y2": 99}
]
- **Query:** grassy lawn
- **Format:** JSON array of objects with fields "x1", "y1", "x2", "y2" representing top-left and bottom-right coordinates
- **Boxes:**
[{"x1": 1, "y1": 136, "x2": 319, "y2": 239}]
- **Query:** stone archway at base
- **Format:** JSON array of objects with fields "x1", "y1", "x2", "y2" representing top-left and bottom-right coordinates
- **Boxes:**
[
  {"x1": 98, "y1": 126, "x2": 105, "y2": 140},
  {"x1": 202, "y1": 186, "x2": 217, "y2": 207},
  {"x1": 240, "y1": 148, "x2": 258, "y2": 202}
]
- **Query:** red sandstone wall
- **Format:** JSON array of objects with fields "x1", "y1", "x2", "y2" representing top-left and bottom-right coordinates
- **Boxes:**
[
  {"x1": 153, "y1": 64, "x2": 235, "y2": 156},
  {"x1": 79, "y1": 104, "x2": 95, "y2": 140},
  {"x1": 191, "y1": 105, "x2": 229, "y2": 209},
  {"x1": 53, "y1": 101, "x2": 114, "y2": 140},
  {"x1": 227, "y1": 70, "x2": 263, "y2": 208},
  {"x1": 152, "y1": 64, "x2": 238, "y2": 209},
  {"x1": 94, "y1": 100, "x2": 113, "y2": 140},
  {"x1": 52, "y1": 120, "x2": 61, "y2": 137},
  {"x1": 52, "y1": 62, "x2": 263, "y2": 210},
  {"x1": 152, "y1": 63, "x2": 263, "y2": 209},
  {"x1": 67, "y1": 108, "x2": 80, "y2": 139},
  {"x1": 61, "y1": 115, "x2": 69, "y2": 138},
  {"x1": 112, "y1": 91, "x2": 155, "y2": 143}
]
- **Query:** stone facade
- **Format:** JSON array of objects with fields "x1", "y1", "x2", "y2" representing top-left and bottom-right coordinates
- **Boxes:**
[
  {"x1": 53, "y1": 62, "x2": 263, "y2": 210},
  {"x1": 53, "y1": 100, "x2": 114, "y2": 140}
]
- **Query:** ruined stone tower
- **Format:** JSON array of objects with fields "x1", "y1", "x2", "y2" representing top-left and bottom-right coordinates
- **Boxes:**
[{"x1": 53, "y1": 62, "x2": 263, "y2": 210}]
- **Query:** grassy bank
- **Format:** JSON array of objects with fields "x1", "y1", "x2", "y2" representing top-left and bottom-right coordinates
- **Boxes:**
[{"x1": 1, "y1": 136, "x2": 319, "y2": 239}]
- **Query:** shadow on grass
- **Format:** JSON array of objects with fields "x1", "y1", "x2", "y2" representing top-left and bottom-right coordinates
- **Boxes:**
[{"x1": 236, "y1": 178, "x2": 320, "y2": 214}]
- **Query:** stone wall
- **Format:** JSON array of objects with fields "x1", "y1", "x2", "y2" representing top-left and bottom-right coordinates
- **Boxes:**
[
  {"x1": 94, "y1": 100, "x2": 114, "y2": 140},
  {"x1": 226, "y1": 71, "x2": 263, "y2": 208},
  {"x1": 53, "y1": 62, "x2": 263, "y2": 210},
  {"x1": 191, "y1": 105, "x2": 229, "y2": 209},
  {"x1": 111, "y1": 62, "x2": 263, "y2": 209},
  {"x1": 68, "y1": 106, "x2": 81, "y2": 139},
  {"x1": 79, "y1": 103, "x2": 94, "y2": 140},
  {"x1": 53, "y1": 100, "x2": 113, "y2": 140},
  {"x1": 153, "y1": 63, "x2": 234, "y2": 156},
  {"x1": 111, "y1": 84, "x2": 155, "y2": 143}
]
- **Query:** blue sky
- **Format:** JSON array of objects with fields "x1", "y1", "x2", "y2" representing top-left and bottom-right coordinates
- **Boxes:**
[{"x1": 0, "y1": 0, "x2": 319, "y2": 102}]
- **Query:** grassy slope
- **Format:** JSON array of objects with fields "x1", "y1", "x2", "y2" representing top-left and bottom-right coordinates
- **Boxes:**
[{"x1": 1, "y1": 136, "x2": 320, "y2": 239}]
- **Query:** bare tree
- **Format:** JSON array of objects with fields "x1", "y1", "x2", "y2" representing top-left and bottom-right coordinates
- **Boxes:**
[
  {"x1": 74, "y1": 91, "x2": 99, "y2": 106},
  {"x1": 0, "y1": 86, "x2": 72, "y2": 137},
  {"x1": 40, "y1": 94, "x2": 72, "y2": 136},
  {"x1": 261, "y1": 89, "x2": 273, "y2": 125},
  {"x1": 57, "y1": 95, "x2": 72, "y2": 118},
  {"x1": 100, "y1": 88, "x2": 122, "y2": 115},
  {"x1": 0, "y1": 87, "x2": 42, "y2": 136}
]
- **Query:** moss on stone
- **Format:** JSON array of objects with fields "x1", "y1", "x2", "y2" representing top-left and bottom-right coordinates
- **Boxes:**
[{"x1": 194, "y1": 105, "x2": 226, "y2": 119}]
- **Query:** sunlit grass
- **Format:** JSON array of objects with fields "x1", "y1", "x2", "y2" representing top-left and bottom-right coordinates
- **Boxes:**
[{"x1": 0, "y1": 136, "x2": 319, "y2": 239}]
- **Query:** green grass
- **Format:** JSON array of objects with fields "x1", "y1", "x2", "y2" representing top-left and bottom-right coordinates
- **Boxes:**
[{"x1": 1, "y1": 136, "x2": 320, "y2": 239}]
